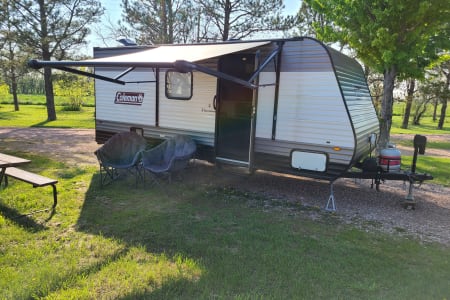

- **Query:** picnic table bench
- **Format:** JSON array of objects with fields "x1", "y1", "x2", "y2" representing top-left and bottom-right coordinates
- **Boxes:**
[{"x1": 0, "y1": 153, "x2": 58, "y2": 209}]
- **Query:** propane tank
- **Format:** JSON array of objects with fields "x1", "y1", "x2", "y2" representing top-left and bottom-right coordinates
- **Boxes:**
[{"x1": 379, "y1": 143, "x2": 401, "y2": 172}]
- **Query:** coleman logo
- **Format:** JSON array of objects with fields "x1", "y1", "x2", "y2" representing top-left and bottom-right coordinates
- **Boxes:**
[{"x1": 114, "y1": 92, "x2": 144, "y2": 105}]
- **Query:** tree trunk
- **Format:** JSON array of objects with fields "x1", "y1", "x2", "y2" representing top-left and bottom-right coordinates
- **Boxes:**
[
  {"x1": 432, "y1": 98, "x2": 438, "y2": 121},
  {"x1": 378, "y1": 66, "x2": 397, "y2": 151},
  {"x1": 12, "y1": 73, "x2": 19, "y2": 111},
  {"x1": 437, "y1": 74, "x2": 449, "y2": 130},
  {"x1": 44, "y1": 67, "x2": 57, "y2": 121},
  {"x1": 401, "y1": 78, "x2": 415, "y2": 129},
  {"x1": 222, "y1": 0, "x2": 231, "y2": 41}
]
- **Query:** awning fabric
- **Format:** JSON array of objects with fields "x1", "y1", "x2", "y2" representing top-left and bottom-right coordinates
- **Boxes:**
[
  {"x1": 29, "y1": 41, "x2": 270, "y2": 69},
  {"x1": 88, "y1": 41, "x2": 270, "y2": 65},
  {"x1": 27, "y1": 40, "x2": 274, "y2": 87}
]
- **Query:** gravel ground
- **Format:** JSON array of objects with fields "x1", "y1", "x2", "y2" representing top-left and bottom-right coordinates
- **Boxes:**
[{"x1": 1, "y1": 127, "x2": 449, "y2": 246}]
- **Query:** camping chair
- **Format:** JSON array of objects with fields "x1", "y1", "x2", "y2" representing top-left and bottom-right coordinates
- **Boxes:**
[
  {"x1": 94, "y1": 131, "x2": 147, "y2": 186},
  {"x1": 141, "y1": 135, "x2": 196, "y2": 186}
]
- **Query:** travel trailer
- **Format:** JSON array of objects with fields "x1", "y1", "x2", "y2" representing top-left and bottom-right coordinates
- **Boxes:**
[{"x1": 29, "y1": 37, "x2": 432, "y2": 210}]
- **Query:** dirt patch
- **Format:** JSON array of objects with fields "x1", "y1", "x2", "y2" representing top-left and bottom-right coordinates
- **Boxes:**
[
  {"x1": 1, "y1": 127, "x2": 449, "y2": 246},
  {"x1": 0, "y1": 127, "x2": 99, "y2": 166},
  {"x1": 391, "y1": 134, "x2": 450, "y2": 157}
]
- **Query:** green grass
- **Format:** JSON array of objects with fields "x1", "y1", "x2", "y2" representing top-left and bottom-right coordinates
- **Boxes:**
[
  {"x1": 0, "y1": 156, "x2": 449, "y2": 299},
  {"x1": 401, "y1": 156, "x2": 450, "y2": 186},
  {"x1": 391, "y1": 100, "x2": 450, "y2": 134},
  {"x1": 0, "y1": 104, "x2": 94, "y2": 128},
  {"x1": 0, "y1": 94, "x2": 95, "y2": 106},
  {"x1": 393, "y1": 138, "x2": 450, "y2": 150}
]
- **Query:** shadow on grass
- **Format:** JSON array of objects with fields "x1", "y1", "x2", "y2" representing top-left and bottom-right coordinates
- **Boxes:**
[
  {"x1": 31, "y1": 120, "x2": 72, "y2": 128},
  {"x1": 70, "y1": 163, "x2": 450, "y2": 299},
  {"x1": 0, "y1": 202, "x2": 47, "y2": 232}
]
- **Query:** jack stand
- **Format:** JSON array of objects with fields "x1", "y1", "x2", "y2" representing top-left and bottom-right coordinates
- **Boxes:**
[
  {"x1": 402, "y1": 180, "x2": 416, "y2": 210},
  {"x1": 325, "y1": 183, "x2": 336, "y2": 212}
]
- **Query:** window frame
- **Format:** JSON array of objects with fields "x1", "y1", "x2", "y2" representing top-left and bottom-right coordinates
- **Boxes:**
[{"x1": 165, "y1": 69, "x2": 193, "y2": 100}]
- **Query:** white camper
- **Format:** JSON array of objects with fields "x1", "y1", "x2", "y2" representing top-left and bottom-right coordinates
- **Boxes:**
[{"x1": 30, "y1": 37, "x2": 380, "y2": 183}]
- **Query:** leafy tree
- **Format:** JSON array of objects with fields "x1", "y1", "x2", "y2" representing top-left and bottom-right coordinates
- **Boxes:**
[
  {"x1": 54, "y1": 71, "x2": 93, "y2": 111},
  {"x1": 306, "y1": 0, "x2": 450, "y2": 149},
  {"x1": 0, "y1": 82, "x2": 10, "y2": 99},
  {"x1": 0, "y1": 0, "x2": 27, "y2": 111},
  {"x1": 295, "y1": 1, "x2": 329, "y2": 37},
  {"x1": 196, "y1": 0, "x2": 296, "y2": 41},
  {"x1": 120, "y1": 0, "x2": 197, "y2": 44},
  {"x1": 427, "y1": 54, "x2": 450, "y2": 129},
  {"x1": 119, "y1": 0, "x2": 295, "y2": 44},
  {"x1": 10, "y1": 0, "x2": 103, "y2": 121}
]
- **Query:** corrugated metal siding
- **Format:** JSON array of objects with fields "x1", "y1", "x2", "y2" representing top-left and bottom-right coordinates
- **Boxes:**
[
  {"x1": 327, "y1": 47, "x2": 379, "y2": 162},
  {"x1": 159, "y1": 71, "x2": 216, "y2": 133},
  {"x1": 275, "y1": 71, "x2": 354, "y2": 148},
  {"x1": 255, "y1": 72, "x2": 276, "y2": 139},
  {"x1": 95, "y1": 68, "x2": 157, "y2": 126},
  {"x1": 281, "y1": 39, "x2": 334, "y2": 72}
]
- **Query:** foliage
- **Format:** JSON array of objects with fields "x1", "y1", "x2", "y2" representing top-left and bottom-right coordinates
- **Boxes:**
[
  {"x1": 294, "y1": 1, "x2": 330, "y2": 37},
  {"x1": 8, "y1": 0, "x2": 104, "y2": 121},
  {"x1": 53, "y1": 72, "x2": 94, "y2": 111},
  {"x1": 0, "y1": 0, "x2": 28, "y2": 111},
  {"x1": 0, "y1": 83, "x2": 10, "y2": 99},
  {"x1": 194, "y1": 0, "x2": 296, "y2": 41},
  {"x1": 306, "y1": 0, "x2": 450, "y2": 150},
  {"x1": 120, "y1": 0, "x2": 194, "y2": 44},
  {"x1": 16, "y1": 72, "x2": 45, "y2": 94},
  {"x1": 426, "y1": 54, "x2": 450, "y2": 129},
  {"x1": 118, "y1": 0, "x2": 296, "y2": 44}
]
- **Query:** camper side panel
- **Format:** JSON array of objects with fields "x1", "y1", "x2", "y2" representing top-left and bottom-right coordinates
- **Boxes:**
[
  {"x1": 327, "y1": 48, "x2": 380, "y2": 162},
  {"x1": 158, "y1": 71, "x2": 217, "y2": 146},
  {"x1": 95, "y1": 68, "x2": 156, "y2": 126},
  {"x1": 254, "y1": 39, "x2": 355, "y2": 180}
]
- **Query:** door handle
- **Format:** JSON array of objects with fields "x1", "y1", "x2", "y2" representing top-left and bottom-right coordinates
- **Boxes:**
[{"x1": 213, "y1": 95, "x2": 217, "y2": 110}]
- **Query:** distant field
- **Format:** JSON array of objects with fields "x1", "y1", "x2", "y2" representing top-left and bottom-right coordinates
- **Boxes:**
[
  {"x1": 0, "y1": 94, "x2": 95, "y2": 107},
  {"x1": 0, "y1": 104, "x2": 94, "y2": 129}
]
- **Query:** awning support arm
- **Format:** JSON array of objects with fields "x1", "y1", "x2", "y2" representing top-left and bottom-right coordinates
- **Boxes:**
[
  {"x1": 174, "y1": 60, "x2": 257, "y2": 89},
  {"x1": 53, "y1": 66, "x2": 126, "y2": 85},
  {"x1": 247, "y1": 43, "x2": 283, "y2": 83},
  {"x1": 114, "y1": 67, "x2": 136, "y2": 80}
]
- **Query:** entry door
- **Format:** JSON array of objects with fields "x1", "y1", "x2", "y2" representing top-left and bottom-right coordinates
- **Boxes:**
[{"x1": 215, "y1": 53, "x2": 255, "y2": 165}]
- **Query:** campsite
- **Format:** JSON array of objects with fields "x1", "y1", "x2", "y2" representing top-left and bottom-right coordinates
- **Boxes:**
[
  {"x1": 1, "y1": 0, "x2": 449, "y2": 297},
  {"x1": 0, "y1": 105, "x2": 449, "y2": 298}
]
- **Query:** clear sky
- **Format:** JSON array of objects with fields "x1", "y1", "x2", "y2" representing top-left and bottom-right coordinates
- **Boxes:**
[{"x1": 84, "y1": 0, "x2": 301, "y2": 52}]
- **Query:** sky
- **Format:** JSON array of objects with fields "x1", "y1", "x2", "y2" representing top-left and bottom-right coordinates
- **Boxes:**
[{"x1": 84, "y1": 0, "x2": 301, "y2": 53}]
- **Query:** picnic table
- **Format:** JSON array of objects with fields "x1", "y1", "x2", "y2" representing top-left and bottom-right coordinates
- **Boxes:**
[
  {"x1": 0, "y1": 153, "x2": 31, "y2": 184},
  {"x1": 0, "y1": 152, "x2": 58, "y2": 209}
]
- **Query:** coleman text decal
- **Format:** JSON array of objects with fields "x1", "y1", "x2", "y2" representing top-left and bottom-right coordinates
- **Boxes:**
[{"x1": 114, "y1": 92, "x2": 144, "y2": 105}]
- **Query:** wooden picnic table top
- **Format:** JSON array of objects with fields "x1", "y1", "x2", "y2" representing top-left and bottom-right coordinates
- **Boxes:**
[{"x1": 0, "y1": 153, "x2": 31, "y2": 168}]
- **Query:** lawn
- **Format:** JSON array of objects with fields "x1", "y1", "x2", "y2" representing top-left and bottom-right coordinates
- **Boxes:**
[
  {"x1": 0, "y1": 101, "x2": 449, "y2": 298},
  {"x1": 0, "y1": 104, "x2": 94, "y2": 129},
  {"x1": 0, "y1": 155, "x2": 449, "y2": 299}
]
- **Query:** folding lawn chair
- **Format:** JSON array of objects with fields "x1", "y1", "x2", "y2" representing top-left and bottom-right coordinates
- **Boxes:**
[
  {"x1": 141, "y1": 135, "x2": 196, "y2": 186},
  {"x1": 94, "y1": 131, "x2": 147, "y2": 186}
]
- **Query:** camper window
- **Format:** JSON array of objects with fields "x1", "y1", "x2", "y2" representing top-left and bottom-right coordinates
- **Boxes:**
[{"x1": 165, "y1": 70, "x2": 193, "y2": 100}]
